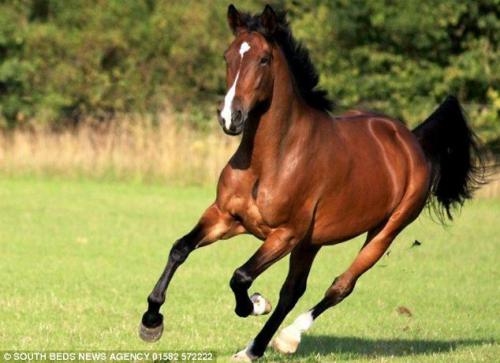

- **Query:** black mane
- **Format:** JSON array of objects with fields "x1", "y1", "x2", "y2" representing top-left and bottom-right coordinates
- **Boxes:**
[{"x1": 238, "y1": 10, "x2": 334, "y2": 112}]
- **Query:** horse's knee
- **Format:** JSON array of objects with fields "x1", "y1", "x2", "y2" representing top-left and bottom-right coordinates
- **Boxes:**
[
  {"x1": 230, "y1": 268, "x2": 253, "y2": 291},
  {"x1": 169, "y1": 239, "x2": 192, "y2": 264}
]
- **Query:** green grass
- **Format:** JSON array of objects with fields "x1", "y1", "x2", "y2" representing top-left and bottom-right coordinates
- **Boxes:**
[{"x1": 0, "y1": 176, "x2": 498, "y2": 362}]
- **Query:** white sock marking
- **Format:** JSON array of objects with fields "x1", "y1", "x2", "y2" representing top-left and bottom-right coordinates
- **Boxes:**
[
  {"x1": 221, "y1": 42, "x2": 251, "y2": 129},
  {"x1": 291, "y1": 311, "x2": 314, "y2": 333},
  {"x1": 278, "y1": 311, "x2": 314, "y2": 344},
  {"x1": 232, "y1": 340, "x2": 257, "y2": 361}
]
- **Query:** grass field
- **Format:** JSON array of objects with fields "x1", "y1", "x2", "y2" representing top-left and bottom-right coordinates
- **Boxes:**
[{"x1": 0, "y1": 176, "x2": 498, "y2": 362}]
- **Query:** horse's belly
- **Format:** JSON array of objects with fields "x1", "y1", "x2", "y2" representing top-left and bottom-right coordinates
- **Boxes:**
[
  {"x1": 312, "y1": 174, "x2": 400, "y2": 244},
  {"x1": 312, "y1": 210, "x2": 385, "y2": 245}
]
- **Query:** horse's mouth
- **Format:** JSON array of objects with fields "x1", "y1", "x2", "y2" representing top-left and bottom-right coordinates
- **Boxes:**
[{"x1": 222, "y1": 125, "x2": 244, "y2": 136}]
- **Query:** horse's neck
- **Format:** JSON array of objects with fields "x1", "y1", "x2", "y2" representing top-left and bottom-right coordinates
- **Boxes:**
[{"x1": 232, "y1": 66, "x2": 307, "y2": 174}]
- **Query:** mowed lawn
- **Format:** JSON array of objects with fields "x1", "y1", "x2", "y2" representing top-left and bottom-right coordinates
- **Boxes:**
[{"x1": 0, "y1": 176, "x2": 498, "y2": 362}]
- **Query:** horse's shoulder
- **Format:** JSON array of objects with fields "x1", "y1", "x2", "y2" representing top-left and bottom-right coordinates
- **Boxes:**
[{"x1": 216, "y1": 163, "x2": 256, "y2": 205}]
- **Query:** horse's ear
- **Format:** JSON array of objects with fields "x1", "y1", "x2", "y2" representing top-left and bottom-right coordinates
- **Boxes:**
[
  {"x1": 227, "y1": 4, "x2": 244, "y2": 34},
  {"x1": 260, "y1": 4, "x2": 278, "y2": 35}
]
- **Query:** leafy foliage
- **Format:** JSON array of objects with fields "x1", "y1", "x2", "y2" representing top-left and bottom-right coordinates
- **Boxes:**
[{"x1": 0, "y1": 0, "x2": 498, "y2": 148}]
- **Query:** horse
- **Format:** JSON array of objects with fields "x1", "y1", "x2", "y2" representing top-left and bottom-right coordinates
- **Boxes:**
[{"x1": 139, "y1": 4, "x2": 484, "y2": 361}]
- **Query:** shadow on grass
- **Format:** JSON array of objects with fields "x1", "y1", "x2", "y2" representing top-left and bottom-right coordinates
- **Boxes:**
[{"x1": 291, "y1": 335, "x2": 495, "y2": 359}]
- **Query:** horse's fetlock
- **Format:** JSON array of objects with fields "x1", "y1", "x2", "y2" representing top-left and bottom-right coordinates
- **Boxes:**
[
  {"x1": 147, "y1": 292, "x2": 164, "y2": 306},
  {"x1": 141, "y1": 311, "x2": 163, "y2": 328}
]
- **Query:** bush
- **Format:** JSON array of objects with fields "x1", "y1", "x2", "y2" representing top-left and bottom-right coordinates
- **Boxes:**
[{"x1": 0, "y1": 0, "x2": 498, "y2": 149}]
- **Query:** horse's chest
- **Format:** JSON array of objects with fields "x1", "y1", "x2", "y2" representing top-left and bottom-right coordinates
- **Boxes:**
[
  {"x1": 218, "y1": 167, "x2": 291, "y2": 238},
  {"x1": 224, "y1": 182, "x2": 291, "y2": 239},
  {"x1": 223, "y1": 191, "x2": 269, "y2": 239}
]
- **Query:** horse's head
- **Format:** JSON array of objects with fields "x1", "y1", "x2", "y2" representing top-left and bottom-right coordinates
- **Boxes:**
[{"x1": 217, "y1": 4, "x2": 279, "y2": 136}]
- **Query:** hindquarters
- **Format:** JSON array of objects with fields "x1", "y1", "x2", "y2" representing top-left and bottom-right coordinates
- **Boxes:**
[{"x1": 378, "y1": 117, "x2": 433, "y2": 223}]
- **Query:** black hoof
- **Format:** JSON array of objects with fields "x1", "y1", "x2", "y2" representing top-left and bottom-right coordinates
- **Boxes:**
[{"x1": 139, "y1": 321, "x2": 164, "y2": 342}]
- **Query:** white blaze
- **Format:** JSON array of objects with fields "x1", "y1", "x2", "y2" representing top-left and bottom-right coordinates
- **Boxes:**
[{"x1": 220, "y1": 42, "x2": 251, "y2": 130}]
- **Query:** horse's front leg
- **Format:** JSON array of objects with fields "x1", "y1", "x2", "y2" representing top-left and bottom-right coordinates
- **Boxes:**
[
  {"x1": 230, "y1": 228, "x2": 298, "y2": 318},
  {"x1": 232, "y1": 243, "x2": 319, "y2": 361},
  {"x1": 139, "y1": 203, "x2": 244, "y2": 342}
]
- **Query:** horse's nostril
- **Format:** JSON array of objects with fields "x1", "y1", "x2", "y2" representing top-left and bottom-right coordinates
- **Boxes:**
[{"x1": 234, "y1": 110, "x2": 243, "y2": 122}]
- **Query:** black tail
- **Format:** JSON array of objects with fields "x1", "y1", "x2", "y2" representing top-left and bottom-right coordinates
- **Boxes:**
[{"x1": 413, "y1": 96, "x2": 485, "y2": 221}]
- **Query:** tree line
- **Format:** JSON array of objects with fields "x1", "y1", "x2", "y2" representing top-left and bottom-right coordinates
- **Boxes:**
[{"x1": 0, "y1": 0, "x2": 498, "y2": 150}]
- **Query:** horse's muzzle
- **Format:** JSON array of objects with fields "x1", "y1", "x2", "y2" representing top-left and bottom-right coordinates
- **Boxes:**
[{"x1": 217, "y1": 104, "x2": 247, "y2": 136}]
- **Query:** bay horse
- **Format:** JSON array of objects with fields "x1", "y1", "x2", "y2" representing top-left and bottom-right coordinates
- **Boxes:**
[{"x1": 139, "y1": 4, "x2": 484, "y2": 361}]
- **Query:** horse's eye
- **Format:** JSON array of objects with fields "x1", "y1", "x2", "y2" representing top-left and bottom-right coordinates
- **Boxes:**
[{"x1": 260, "y1": 56, "x2": 270, "y2": 65}]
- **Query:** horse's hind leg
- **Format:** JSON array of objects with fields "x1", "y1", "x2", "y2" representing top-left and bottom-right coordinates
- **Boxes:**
[
  {"x1": 273, "y1": 193, "x2": 427, "y2": 354},
  {"x1": 232, "y1": 243, "x2": 319, "y2": 361}
]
